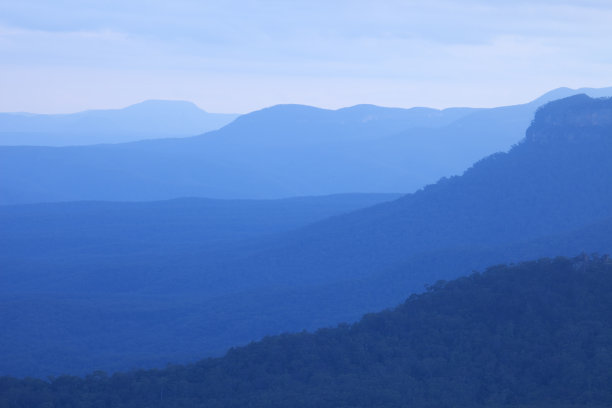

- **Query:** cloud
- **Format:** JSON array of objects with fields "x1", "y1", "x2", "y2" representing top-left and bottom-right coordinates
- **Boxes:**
[{"x1": 1, "y1": 0, "x2": 612, "y2": 112}]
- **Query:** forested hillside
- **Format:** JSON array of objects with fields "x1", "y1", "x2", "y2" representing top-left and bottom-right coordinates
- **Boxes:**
[{"x1": 2, "y1": 255, "x2": 611, "y2": 408}]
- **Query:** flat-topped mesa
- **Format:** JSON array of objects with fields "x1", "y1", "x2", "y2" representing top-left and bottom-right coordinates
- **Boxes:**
[{"x1": 526, "y1": 94, "x2": 612, "y2": 144}]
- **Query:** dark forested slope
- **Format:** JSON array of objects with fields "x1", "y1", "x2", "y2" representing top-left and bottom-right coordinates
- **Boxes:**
[{"x1": 2, "y1": 255, "x2": 611, "y2": 408}]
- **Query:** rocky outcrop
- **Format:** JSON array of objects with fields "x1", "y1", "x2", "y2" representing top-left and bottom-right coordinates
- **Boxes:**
[{"x1": 526, "y1": 94, "x2": 612, "y2": 144}]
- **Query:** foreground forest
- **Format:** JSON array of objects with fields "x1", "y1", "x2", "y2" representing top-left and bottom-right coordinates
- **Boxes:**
[{"x1": 2, "y1": 255, "x2": 611, "y2": 407}]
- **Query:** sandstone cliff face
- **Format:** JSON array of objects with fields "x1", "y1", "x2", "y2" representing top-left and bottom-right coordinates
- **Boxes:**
[{"x1": 526, "y1": 94, "x2": 612, "y2": 144}]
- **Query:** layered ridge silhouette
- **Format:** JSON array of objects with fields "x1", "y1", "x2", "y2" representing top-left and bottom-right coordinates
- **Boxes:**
[
  {"x1": 2, "y1": 94, "x2": 612, "y2": 376},
  {"x1": 2, "y1": 87, "x2": 611, "y2": 204}
]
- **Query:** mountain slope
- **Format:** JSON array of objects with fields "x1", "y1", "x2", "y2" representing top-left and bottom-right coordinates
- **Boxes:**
[
  {"x1": 2, "y1": 255, "x2": 611, "y2": 408},
  {"x1": 143, "y1": 94, "x2": 612, "y2": 295},
  {"x1": 3, "y1": 95, "x2": 612, "y2": 377},
  {"x1": 0, "y1": 100, "x2": 239, "y2": 146},
  {"x1": 2, "y1": 87, "x2": 611, "y2": 204},
  {"x1": 3, "y1": 215, "x2": 612, "y2": 378}
]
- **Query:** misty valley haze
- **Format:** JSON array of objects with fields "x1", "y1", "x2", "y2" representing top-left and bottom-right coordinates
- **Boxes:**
[
  {"x1": 2, "y1": 90, "x2": 612, "y2": 408},
  {"x1": 3, "y1": 0, "x2": 612, "y2": 405}
]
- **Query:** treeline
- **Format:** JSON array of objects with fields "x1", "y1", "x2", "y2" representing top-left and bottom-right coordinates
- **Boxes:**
[{"x1": 2, "y1": 255, "x2": 612, "y2": 407}]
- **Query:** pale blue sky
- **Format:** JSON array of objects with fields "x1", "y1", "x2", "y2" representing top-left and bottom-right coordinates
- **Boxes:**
[{"x1": 1, "y1": 0, "x2": 611, "y2": 113}]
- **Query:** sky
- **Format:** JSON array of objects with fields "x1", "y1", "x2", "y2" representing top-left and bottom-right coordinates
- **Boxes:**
[{"x1": 1, "y1": 0, "x2": 612, "y2": 114}]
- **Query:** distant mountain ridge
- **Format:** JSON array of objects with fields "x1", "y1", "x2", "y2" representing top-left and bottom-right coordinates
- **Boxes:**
[
  {"x1": 0, "y1": 100, "x2": 239, "y2": 145},
  {"x1": 2, "y1": 87, "x2": 612, "y2": 204},
  {"x1": 222, "y1": 103, "x2": 479, "y2": 144}
]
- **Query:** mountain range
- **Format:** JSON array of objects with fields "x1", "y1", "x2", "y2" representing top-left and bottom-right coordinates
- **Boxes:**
[
  {"x1": 0, "y1": 100, "x2": 239, "y2": 146},
  {"x1": 2, "y1": 94, "x2": 612, "y2": 377},
  {"x1": 2, "y1": 87, "x2": 612, "y2": 204}
]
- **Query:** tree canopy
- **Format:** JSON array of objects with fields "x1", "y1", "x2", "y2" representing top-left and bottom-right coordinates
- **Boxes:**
[{"x1": 2, "y1": 255, "x2": 611, "y2": 408}]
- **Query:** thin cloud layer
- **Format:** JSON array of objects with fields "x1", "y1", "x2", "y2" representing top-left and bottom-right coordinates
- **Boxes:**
[{"x1": 1, "y1": 0, "x2": 611, "y2": 113}]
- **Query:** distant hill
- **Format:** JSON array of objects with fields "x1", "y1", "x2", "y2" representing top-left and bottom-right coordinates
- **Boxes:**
[
  {"x1": 2, "y1": 255, "x2": 611, "y2": 408},
  {"x1": 0, "y1": 100, "x2": 239, "y2": 145},
  {"x1": 2, "y1": 87, "x2": 612, "y2": 204},
  {"x1": 2, "y1": 95, "x2": 612, "y2": 377}
]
